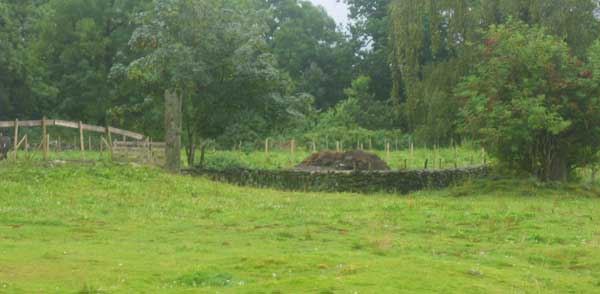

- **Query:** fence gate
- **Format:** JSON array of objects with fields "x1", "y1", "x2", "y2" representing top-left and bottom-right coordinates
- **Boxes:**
[{"x1": 112, "y1": 140, "x2": 166, "y2": 165}]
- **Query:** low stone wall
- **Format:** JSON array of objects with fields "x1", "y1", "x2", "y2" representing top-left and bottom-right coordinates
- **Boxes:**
[{"x1": 186, "y1": 166, "x2": 488, "y2": 194}]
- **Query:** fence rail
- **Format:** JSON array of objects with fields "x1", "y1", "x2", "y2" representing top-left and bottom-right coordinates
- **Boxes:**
[
  {"x1": 113, "y1": 140, "x2": 165, "y2": 165},
  {"x1": 0, "y1": 119, "x2": 144, "y2": 140},
  {"x1": 0, "y1": 118, "x2": 162, "y2": 164}
]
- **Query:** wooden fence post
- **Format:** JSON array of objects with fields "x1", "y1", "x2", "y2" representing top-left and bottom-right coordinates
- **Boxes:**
[
  {"x1": 149, "y1": 137, "x2": 154, "y2": 163},
  {"x1": 106, "y1": 126, "x2": 113, "y2": 160},
  {"x1": 290, "y1": 139, "x2": 295, "y2": 158},
  {"x1": 433, "y1": 144, "x2": 437, "y2": 169},
  {"x1": 386, "y1": 142, "x2": 391, "y2": 163},
  {"x1": 410, "y1": 142, "x2": 414, "y2": 169},
  {"x1": 100, "y1": 136, "x2": 104, "y2": 156},
  {"x1": 13, "y1": 119, "x2": 18, "y2": 160},
  {"x1": 42, "y1": 117, "x2": 48, "y2": 160},
  {"x1": 265, "y1": 138, "x2": 269, "y2": 155},
  {"x1": 146, "y1": 137, "x2": 151, "y2": 162},
  {"x1": 454, "y1": 146, "x2": 458, "y2": 168},
  {"x1": 336, "y1": 141, "x2": 340, "y2": 152},
  {"x1": 481, "y1": 148, "x2": 486, "y2": 165},
  {"x1": 79, "y1": 121, "x2": 85, "y2": 159},
  {"x1": 312, "y1": 141, "x2": 317, "y2": 153}
]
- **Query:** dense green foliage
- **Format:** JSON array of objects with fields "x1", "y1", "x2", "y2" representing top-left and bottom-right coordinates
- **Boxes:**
[
  {"x1": 265, "y1": 0, "x2": 355, "y2": 109},
  {"x1": 389, "y1": 0, "x2": 600, "y2": 144},
  {"x1": 0, "y1": 162, "x2": 599, "y2": 292},
  {"x1": 1, "y1": 0, "x2": 599, "y2": 179},
  {"x1": 344, "y1": 0, "x2": 394, "y2": 101},
  {"x1": 457, "y1": 22, "x2": 600, "y2": 181}
]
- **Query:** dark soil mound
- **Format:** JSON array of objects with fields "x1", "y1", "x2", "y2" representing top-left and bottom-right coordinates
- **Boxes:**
[{"x1": 297, "y1": 150, "x2": 390, "y2": 171}]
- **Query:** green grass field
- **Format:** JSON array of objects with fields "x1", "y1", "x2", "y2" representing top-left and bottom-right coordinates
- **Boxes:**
[
  {"x1": 199, "y1": 146, "x2": 487, "y2": 171},
  {"x1": 8, "y1": 144, "x2": 486, "y2": 171},
  {"x1": 0, "y1": 161, "x2": 599, "y2": 293}
]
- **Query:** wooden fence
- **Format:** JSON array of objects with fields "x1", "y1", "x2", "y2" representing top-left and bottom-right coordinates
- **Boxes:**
[
  {"x1": 113, "y1": 140, "x2": 166, "y2": 165},
  {"x1": 0, "y1": 118, "x2": 144, "y2": 140},
  {"x1": 0, "y1": 118, "x2": 163, "y2": 163}
]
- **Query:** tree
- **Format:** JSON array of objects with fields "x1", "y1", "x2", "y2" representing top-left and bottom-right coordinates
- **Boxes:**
[
  {"x1": 121, "y1": 0, "x2": 291, "y2": 168},
  {"x1": 389, "y1": 0, "x2": 600, "y2": 144},
  {"x1": 0, "y1": 0, "x2": 55, "y2": 120},
  {"x1": 123, "y1": 0, "x2": 212, "y2": 171},
  {"x1": 338, "y1": 76, "x2": 395, "y2": 130},
  {"x1": 457, "y1": 21, "x2": 600, "y2": 181},
  {"x1": 265, "y1": 0, "x2": 354, "y2": 109},
  {"x1": 344, "y1": 0, "x2": 394, "y2": 102},
  {"x1": 34, "y1": 0, "x2": 149, "y2": 124}
]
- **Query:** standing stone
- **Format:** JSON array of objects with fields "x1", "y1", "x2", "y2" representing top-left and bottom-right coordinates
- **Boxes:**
[{"x1": 165, "y1": 89, "x2": 182, "y2": 173}]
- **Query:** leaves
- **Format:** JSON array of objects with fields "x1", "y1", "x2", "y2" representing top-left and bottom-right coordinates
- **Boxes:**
[{"x1": 456, "y1": 21, "x2": 600, "y2": 180}]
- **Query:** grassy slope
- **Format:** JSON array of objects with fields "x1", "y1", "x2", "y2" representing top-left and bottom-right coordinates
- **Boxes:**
[{"x1": 0, "y1": 162, "x2": 599, "y2": 293}]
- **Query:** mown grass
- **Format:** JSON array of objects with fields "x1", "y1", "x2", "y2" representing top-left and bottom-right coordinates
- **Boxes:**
[{"x1": 0, "y1": 161, "x2": 599, "y2": 293}]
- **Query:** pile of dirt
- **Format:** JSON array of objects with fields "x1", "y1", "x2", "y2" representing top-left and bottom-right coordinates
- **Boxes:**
[{"x1": 296, "y1": 150, "x2": 390, "y2": 171}]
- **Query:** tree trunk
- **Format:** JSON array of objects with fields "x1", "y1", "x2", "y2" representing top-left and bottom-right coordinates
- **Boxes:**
[
  {"x1": 186, "y1": 143, "x2": 196, "y2": 167},
  {"x1": 165, "y1": 89, "x2": 182, "y2": 173},
  {"x1": 544, "y1": 156, "x2": 568, "y2": 182},
  {"x1": 184, "y1": 126, "x2": 196, "y2": 167},
  {"x1": 199, "y1": 143, "x2": 208, "y2": 169}
]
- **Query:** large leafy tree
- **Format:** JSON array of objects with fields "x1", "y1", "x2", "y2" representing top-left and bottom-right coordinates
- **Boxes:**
[
  {"x1": 457, "y1": 21, "x2": 600, "y2": 181},
  {"x1": 265, "y1": 0, "x2": 354, "y2": 109},
  {"x1": 389, "y1": 0, "x2": 600, "y2": 144},
  {"x1": 33, "y1": 0, "x2": 150, "y2": 124},
  {"x1": 121, "y1": 0, "x2": 289, "y2": 166},
  {"x1": 0, "y1": 0, "x2": 55, "y2": 120},
  {"x1": 344, "y1": 0, "x2": 394, "y2": 102}
]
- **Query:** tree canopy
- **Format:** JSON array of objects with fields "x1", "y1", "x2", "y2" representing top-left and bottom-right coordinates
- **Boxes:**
[
  {"x1": 457, "y1": 21, "x2": 600, "y2": 181},
  {"x1": 1, "y1": 0, "x2": 599, "y2": 179},
  {"x1": 389, "y1": 0, "x2": 600, "y2": 143}
]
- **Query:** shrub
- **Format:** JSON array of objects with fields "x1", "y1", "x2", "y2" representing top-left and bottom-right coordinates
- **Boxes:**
[
  {"x1": 457, "y1": 21, "x2": 600, "y2": 181},
  {"x1": 198, "y1": 153, "x2": 249, "y2": 170}
]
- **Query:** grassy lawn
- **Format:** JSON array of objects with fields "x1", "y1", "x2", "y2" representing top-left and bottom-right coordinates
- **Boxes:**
[{"x1": 0, "y1": 162, "x2": 599, "y2": 293}]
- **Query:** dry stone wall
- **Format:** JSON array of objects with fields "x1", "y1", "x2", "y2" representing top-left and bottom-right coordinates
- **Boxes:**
[{"x1": 187, "y1": 167, "x2": 488, "y2": 194}]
